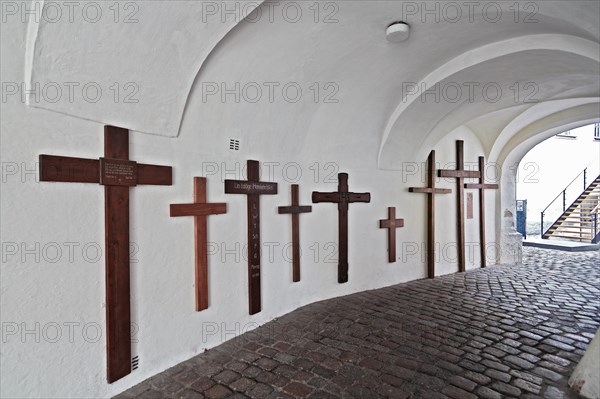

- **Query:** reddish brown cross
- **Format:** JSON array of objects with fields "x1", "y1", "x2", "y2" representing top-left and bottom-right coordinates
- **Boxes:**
[
  {"x1": 437, "y1": 140, "x2": 480, "y2": 272},
  {"x1": 39, "y1": 125, "x2": 172, "y2": 383},
  {"x1": 170, "y1": 177, "x2": 227, "y2": 311},
  {"x1": 224, "y1": 160, "x2": 277, "y2": 315},
  {"x1": 379, "y1": 207, "x2": 404, "y2": 263},
  {"x1": 465, "y1": 157, "x2": 498, "y2": 268},
  {"x1": 278, "y1": 184, "x2": 312, "y2": 282},
  {"x1": 409, "y1": 150, "x2": 451, "y2": 279},
  {"x1": 312, "y1": 173, "x2": 370, "y2": 283}
]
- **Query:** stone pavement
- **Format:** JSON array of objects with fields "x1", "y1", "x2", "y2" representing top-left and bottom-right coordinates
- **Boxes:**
[{"x1": 115, "y1": 248, "x2": 600, "y2": 399}]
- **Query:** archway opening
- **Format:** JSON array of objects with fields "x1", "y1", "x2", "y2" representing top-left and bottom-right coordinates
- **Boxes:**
[{"x1": 516, "y1": 123, "x2": 600, "y2": 241}]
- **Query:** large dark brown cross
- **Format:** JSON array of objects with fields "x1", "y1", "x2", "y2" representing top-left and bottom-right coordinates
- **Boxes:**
[
  {"x1": 39, "y1": 125, "x2": 172, "y2": 383},
  {"x1": 278, "y1": 184, "x2": 312, "y2": 282},
  {"x1": 465, "y1": 157, "x2": 498, "y2": 268},
  {"x1": 409, "y1": 150, "x2": 451, "y2": 279},
  {"x1": 312, "y1": 173, "x2": 370, "y2": 284},
  {"x1": 170, "y1": 177, "x2": 227, "y2": 311},
  {"x1": 437, "y1": 140, "x2": 480, "y2": 273},
  {"x1": 379, "y1": 207, "x2": 404, "y2": 263},
  {"x1": 224, "y1": 160, "x2": 277, "y2": 315}
]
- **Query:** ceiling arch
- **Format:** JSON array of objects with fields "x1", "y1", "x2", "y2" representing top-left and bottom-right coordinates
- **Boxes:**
[
  {"x1": 25, "y1": 0, "x2": 599, "y2": 161},
  {"x1": 378, "y1": 34, "x2": 600, "y2": 169},
  {"x1": 25, "y1": 0, "x2": 265, "y2": 136}
]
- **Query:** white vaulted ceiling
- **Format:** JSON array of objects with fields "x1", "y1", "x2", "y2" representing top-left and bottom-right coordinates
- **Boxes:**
[{"x1": 27, "y1": 0, "x2": 600, "y2": 166}]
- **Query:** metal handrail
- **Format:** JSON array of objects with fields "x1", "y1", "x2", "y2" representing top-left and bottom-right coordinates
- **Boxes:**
[{"x1": 541, "y1": 165, "x2": 590, "y2": 215}]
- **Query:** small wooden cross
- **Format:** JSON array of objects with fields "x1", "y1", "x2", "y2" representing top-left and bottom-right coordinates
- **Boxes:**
[
  {"x1": 409, "y1": 150, "x2": 451, "y2": 279},
  {"x1": 224, "y1": 160, "x2": 277, "y2": 315},
  {"x1": 170, "y1": 177, "x2": 227, "y2": 311},
  {"x1": 465, "y1": 157, "x2": 498, "y2": 268},
  {"x1": 312, "y1": 173, "x2": 370, "y2": 283},
  {"x1": 379, "y1": 207, "x2": 404, "y2": 263},
  {"x1": 278, "y1": 184, "x2": 312, "y2": 282},
  {"x1": 39, "y1": 125, "x2": 172, "y2": 383},
  {"x1": 437, "y1": 140, "x2": 480, "y2": 273}
]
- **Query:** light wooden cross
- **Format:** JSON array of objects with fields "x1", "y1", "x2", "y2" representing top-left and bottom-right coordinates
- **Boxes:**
[
  {"x1": 278, "y1": 184, "x2": 312, "y2": 282},
  {"x1": 409, "y1": 150, "x2": 451, "y2": 279},
  {"x1": 170, "y1": 177, "x2": 227, "y2": 311},
  {"x1": 379, "y1": 207, "x2": 404, "y2": 263},
  {"x1": 39, "y1": 125, "x2": 172, "y2": 383},
  {"x1": 465, "y1": 157, "x2": 498, "y2": 268},
  {"x1": 437, "y1": 140, "x2": 480, "y2": 272},
  {"x1": 224, "y1": 160, "x2": 277, "y2": 315},
  {"x1": 312, "y1": 173, "x2": 370, "y2": 283}
]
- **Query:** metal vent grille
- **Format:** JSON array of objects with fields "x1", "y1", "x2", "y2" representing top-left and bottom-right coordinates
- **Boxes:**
[
  {"x1": 132, "y1": 356, "x2": 139, "y2": 370},
  {"x1": 229, "y1": 139, "x2": 240, "y2": 151}
]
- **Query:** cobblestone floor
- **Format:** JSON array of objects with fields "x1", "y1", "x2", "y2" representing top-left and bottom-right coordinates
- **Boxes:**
[{"x1": 116, "y1": 248, "x2": 600, "y2": 399}]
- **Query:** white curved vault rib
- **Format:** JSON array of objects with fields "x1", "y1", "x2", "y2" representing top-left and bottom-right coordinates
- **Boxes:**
[
  {"x1": 25, "y1": 0, "x2": 265, "y2": 137},
  {"x1": 378, "y1": 34, "x2": 600, "y2": 169}
]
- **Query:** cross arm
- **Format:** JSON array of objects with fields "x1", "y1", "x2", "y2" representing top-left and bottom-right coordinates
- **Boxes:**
[
  {"x1": 465, "y1": 183, "x2": 499, "y2": 190},
  {"x1": 409, "y1": 187, "x2": 452, "y2": 194},
  {"x1": 39, "y1": 154, "x2": 100, "y2": 183},
  {"x1": 170, "y1": 203, "x2": 227, "y2": 217},
  {"x1": 278, "y1": 205, "x2": 312, "y2": 214},
  {"x1": 348, "y1": 193, "x2": 371, "y2": 203},
  {"x1": 40, "y1": 154, "x2": 172, "y2": 185},
  {"x1": 312, "y1": 192, "x2": 340, "y2": 203},
  {"x1": 138, "y1": 164, "x2": 172, "y2": 185},
  {"x1": 438, "y1": 170, "x2": 481, "y2": 179}
]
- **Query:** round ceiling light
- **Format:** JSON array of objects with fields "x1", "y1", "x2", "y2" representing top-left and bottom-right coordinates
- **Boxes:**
[{"x1": 386, "y1": 21, "x2": 410, "y2": 43}]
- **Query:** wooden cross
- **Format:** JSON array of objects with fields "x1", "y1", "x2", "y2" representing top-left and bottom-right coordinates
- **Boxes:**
[
  {"x1": 278, "y1": 184, "x2": 312, "y2": 282},
  {"x1": 465, "y1": 157, "x2": 498, "y2": 268},
  {"x1": 312, "y1": 173, "x2": 370, "y2": 284},
  {"x1": 379, "y1": 207, "x2": 404, "y2": 263},
  {"x1": 224, "y1": 160, "x2": 277, "y2": 315},
  {"x1": 170, "y1": 177, "x2": 227, "y2": 311},
  {"x1": 409, "y1": 150, "x2": 451, "y2": 279},
  {"x1": 437, "y1": 140, "x2": 480, "y2": 273},
  {"x1": 39, "y1": 125, "x2": 172, "y2": 383}
]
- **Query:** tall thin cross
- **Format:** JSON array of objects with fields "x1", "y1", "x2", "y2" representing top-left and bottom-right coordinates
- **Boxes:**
[
  {"x1": 465, "y1": 157, "x2": 498, "y2": 268},
  {"x1": 437, "y1": 140, "x2": 480, "y2": 272},
  {"x1": 312, "y1": 173, "x2": 370, "y2": 283},
  {"x1": 39, "y1": 125, "x2": 172, "y2": 383},
  {"x1": 409, "y1": 150, "x2": 451, "y2": 279},
  {"x1": 379, "y1": 207, "x2": 404, "y2": 263},
  {"x1": 224, "y1": 160, "x2": 277, "y2": 315},
  {"x1": 278, "y1": 184, "x2": 312, "y2": 282},
  {"x1": 170, "y1": 177, "x2": 227, "y2": 311}
]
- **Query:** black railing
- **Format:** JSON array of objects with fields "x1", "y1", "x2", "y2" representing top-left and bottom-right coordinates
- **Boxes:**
[{"x1": 540, "y1": 166, "x2": 593, "y2": 238}]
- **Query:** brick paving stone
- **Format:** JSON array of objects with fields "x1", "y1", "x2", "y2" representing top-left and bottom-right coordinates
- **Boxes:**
[
  {"x1": 114, "y1": 248, "x2": 596, "y2": 399},
  {"x1": 283, "y1": 382, "x2": 313, "y2": 397},
  {"x1": 204, "y1": 384, "x2": 231, "y2": 399},
  {"x1": 484, "y1": 368, "x2": 512, "y2": 383},
  {"x1": 475, "y1": 386, "x2": 503, "y2": 399},
  {"x1": 514, "y1": 377, "x2": 542, "y2": 394},
  {"x1": 448, "y1": 375, "x2": 477, "y2": 391},
  {"x1": 490, "y1": 381, "x2": 521, "y2": 396},
  {"x1": 505, "y1": 354, "x2": 535, "y2": 369},
  {"x1": 442, "y1": 385, "x2": 478, "y2": 399}
]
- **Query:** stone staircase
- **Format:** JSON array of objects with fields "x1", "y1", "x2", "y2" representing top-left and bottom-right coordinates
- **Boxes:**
[{"x1": 543, "y1": 175, "x2": 600, "y2": 243}]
